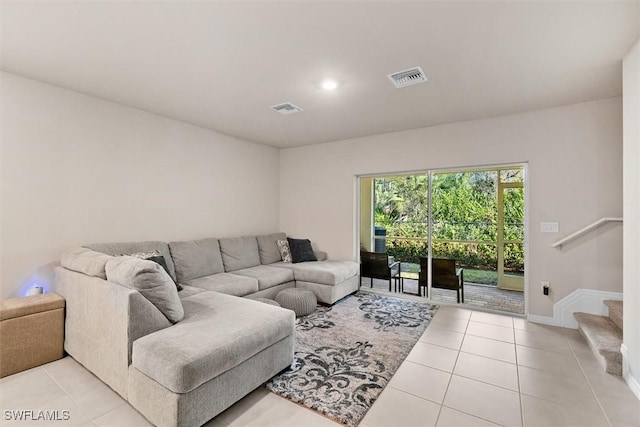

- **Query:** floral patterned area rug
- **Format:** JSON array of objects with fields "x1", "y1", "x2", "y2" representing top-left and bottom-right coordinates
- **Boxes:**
[{"x1": 266, "y1": 292, "x2": 438, "y2": 426}]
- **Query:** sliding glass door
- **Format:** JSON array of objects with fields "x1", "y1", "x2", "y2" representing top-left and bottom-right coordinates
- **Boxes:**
[{"x1": 361, "y1": 165, "x2": 525, "y2": 314}]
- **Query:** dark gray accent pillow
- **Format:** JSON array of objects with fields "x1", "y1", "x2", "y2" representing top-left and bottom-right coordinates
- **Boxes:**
[{"x1": 287, "y1": 238, "x2": 318, "y2": 263}]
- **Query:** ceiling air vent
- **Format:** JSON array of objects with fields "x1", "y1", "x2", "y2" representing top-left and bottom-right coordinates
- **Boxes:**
[
  {"x1": 387, "y1": 66, "x2": 427, "y2": 88},
  {"x1": 270, "y1": 102, "x2": 303, "y2": 115}
]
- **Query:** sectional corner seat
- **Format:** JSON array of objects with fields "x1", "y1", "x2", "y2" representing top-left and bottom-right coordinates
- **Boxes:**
[{"x1": 55, "y1": 233, "x2": 359, "y2": 427}]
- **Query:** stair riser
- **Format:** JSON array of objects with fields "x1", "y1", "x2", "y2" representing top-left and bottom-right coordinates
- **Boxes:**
[
  {"x1": 608, "y1": 309, "x2": 623, "y2": 331},
  {"x1": 577, "y1": 326, "x2": 622, "y2": 376},
  {"x1": 604, "y1": 300, "x2": 623, "y2": 331},
  {"x1": 574, "y1": 311, "x2": 623, "y2": 377}
]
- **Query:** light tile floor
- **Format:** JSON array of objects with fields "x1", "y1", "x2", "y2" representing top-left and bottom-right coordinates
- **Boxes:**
[{"x1": 1, "y1": 306, "x2": 638, "y2": 427}]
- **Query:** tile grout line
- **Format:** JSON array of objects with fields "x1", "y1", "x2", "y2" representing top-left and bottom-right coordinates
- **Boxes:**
[
  {"x1": 516, "y1": 331, "x2": 617, "y2": 425},
  {"x1": 513, "y1": 317, "x2": 526, "y2": 427},
  {"x1": 42, "y1": 364, "x2": 96, "y2": 424},
  {"x1": 402, "y1": 358, "x2": 522, "y2": 396},
  {"x1": 385, "y1": 384, "x2": 444, "y2": 409},
  {"x1": 43, "y1": 360, "x2": 128, "y2": 423},
  {"x1": 439, "y1": 403, "x2": 504, "y2": 427},
  {"x1": 432, "y1": 316, "x2": 467, "y2": 427},
  {"x1": 438, "y1": 318, "x2": 521, "y2": 427},
  {"x1": 564, "y1": 332, "x2": 614, "y2": 427}
]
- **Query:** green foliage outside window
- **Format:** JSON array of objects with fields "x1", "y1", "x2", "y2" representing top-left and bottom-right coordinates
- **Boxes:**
[{"x1": 374, "y1": 170, "x2": 524, "y2": 273}]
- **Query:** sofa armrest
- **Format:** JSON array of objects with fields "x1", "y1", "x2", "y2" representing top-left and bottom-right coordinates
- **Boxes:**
[
  {"x1": 314, "y1": 251, "x2": 328, "y2": 261},
  {"x1": 54, "y1": 266, "x2": 170, "y2": 398}
]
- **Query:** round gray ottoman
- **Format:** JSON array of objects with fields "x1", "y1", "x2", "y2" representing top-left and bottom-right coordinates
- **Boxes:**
[
  {"x1": 275, "y1": 288, "x2": 317, "y2": 317},
  {"x1": 252, "y1": 298, "x2": 281, "y2": 307}
]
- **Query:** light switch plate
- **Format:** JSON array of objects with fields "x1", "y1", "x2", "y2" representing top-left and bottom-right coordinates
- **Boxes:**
[{"x1": 541, "y1": 222, "x2": 559, "y2": 233}]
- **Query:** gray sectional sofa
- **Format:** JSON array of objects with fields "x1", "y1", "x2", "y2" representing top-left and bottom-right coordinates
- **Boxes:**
[{"x1": 55, "y1": 232, "x2": 359, "y2": 427}]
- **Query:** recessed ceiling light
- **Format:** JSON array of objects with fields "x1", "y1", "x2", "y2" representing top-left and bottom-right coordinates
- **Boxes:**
[{"x1": 322, "y1": 79, "x2": 338, "y2": 91}]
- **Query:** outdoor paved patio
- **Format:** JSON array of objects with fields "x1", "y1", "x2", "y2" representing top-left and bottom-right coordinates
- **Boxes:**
[{"x1": 361, "y1": 277, "x2": 525, "y2": 315}]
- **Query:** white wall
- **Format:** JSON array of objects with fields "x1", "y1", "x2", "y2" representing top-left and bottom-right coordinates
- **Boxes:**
[
  {"x1": 623, "y1": 38, "x2": 640, "y2": 396},
  {"x1": 1, "y1": 72, "x2": 280, "y2": 299},
  {"x1": 280, "y1": 98, "x2": 623, "y2": 317}
]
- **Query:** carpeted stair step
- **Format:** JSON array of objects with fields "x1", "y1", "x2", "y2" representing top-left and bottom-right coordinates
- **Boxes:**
[
  {"x1": 604, "y1": 300, "x2": 623, "y2": 331},
  {"x1": 573, "y1": 312, "x2": 622, "y2": 376}
]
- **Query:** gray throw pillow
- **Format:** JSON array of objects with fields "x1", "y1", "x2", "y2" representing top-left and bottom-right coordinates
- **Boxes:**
[
  {"x1": 105, "y1": 256, "x2": 184, "y2": 323},
  {"x1": 287, "y1": 238, "x2": 318, "y2": 263},
  {"x1": 118, "y1": 250, "x2": 182, "y2": 291}
]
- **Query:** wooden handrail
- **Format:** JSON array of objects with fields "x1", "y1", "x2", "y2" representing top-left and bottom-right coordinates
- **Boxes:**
[{"x1": 552, "y1": 217, "x2": 623, "y2": 248}]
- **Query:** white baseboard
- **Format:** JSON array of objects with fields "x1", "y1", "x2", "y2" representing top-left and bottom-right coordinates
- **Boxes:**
[
  {"x1": 621, "y1": 344, "x2": 640, "y2": 401},
  {"x1": 526, "y1": 314, "x2": 559, "y2": 326},
  {"x1": 553, "y1": 289, "x2": 623, "y2": 329},
  {"x1": 527, "y1": 289, "x2": 622, "y2": 329}
]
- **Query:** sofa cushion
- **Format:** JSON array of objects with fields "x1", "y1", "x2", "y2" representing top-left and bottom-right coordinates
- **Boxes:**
[
  {"x1": 87, "y1": 241, "x2": 177, "y2": 282},
  {"x1": 183, "y1": 273, "x2": 259, "y2": 297},
  {"x1": 169, "y1": 238, "x2": 224, "y2": 282},
  {"x1": 177, "y1": 285, "x2": 208, "y2": 299},
  {"x1": 256, "y1": 233, "x2": 287, "y2": 265},
  {"x1": 287, "y1": 238, "x2": 318, "y2": 263},
  {"x1": 105, "y1": 256, "x2": 184, "y2": 323},
  {"x1": 272, "y1": 260, "x2": 359, "y2": 286},
  {"x1": 219, "y1": 236, "x2": 260, "y2": 272},
  {"x1": 60, "y1": 247, "x2": 113, "y2": 279},
  {"x1": 232, "y1": 265, "x2": 294, "y2": 291},
  {"x1": 131, "y1": 291, "x2": 295, "y2": 393}
]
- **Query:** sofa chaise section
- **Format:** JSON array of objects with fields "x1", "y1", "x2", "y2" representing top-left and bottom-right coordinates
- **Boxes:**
[
  {"x1": 271, "y1": 260, "x2": 360, "y2": 304},
  {"x1": 129, "y1": 292, "x2": 295, "y2": 427},
  {"x1": 57, "y1": 242, "x2": 296, "y2": 427},
  {"x1": 253, "y1": 233, "x2": 360, "y2": 304}
]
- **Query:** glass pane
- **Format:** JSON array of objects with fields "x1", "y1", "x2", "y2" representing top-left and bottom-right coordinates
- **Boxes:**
[
  {"x1": 373, "y1": 175, "x2": 429, "y2": 254},
  {"x1": 503, "y1": 187, "x2": 524, "y2": 241},
  {"x1": 503, "y1": 243, "x2": 524, "y2": 275},
  {"x1": 431, "y1": 171, "x2": 497, "y2": 242},
  {"x1": 499, "y1": 168, "x2": 523, "y2": 183}
]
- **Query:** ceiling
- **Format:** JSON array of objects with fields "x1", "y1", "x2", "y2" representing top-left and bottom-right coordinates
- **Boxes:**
[{"x1": 2, "y1": 1, "x2": 639, "y2": 148}]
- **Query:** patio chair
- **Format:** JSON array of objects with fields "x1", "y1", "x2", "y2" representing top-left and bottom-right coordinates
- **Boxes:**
[
  {"x1": 419, "y1": 257, "x2": 464, "y2": 303},
  {"x1": 360, "y1": 251, "x2": 400, "y2": 292}
]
